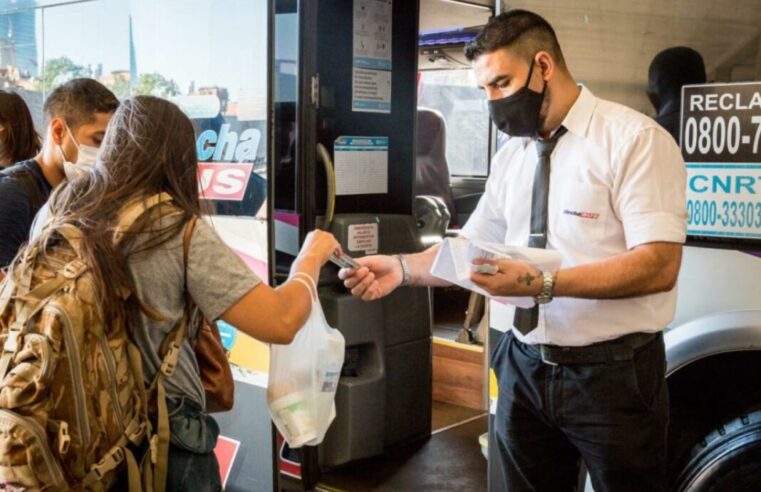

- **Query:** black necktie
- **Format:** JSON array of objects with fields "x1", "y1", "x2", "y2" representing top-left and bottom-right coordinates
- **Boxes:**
[{"x1": 513, "y1": 127, "x2": 567, "y2": 335}]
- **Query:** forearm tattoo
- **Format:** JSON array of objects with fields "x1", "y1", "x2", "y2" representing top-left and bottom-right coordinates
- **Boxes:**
[{"x1": 517, "y1": 272, "x2": 536, "y2": 286}]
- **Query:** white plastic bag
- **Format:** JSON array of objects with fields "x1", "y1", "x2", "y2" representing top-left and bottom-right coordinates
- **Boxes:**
[{"x1": 267, "y1": 273, "x2": 345, "y2": 448}]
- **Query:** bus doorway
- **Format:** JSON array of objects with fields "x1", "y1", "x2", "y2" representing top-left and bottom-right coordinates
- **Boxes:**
[{"x1": 272, "y1": 1, "x2": 494, "y2": 491}]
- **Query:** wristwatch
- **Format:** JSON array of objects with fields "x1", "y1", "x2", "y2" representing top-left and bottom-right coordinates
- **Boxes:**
[{"x1": 534, "y1": 271, "x2": 555, "y2": 305}]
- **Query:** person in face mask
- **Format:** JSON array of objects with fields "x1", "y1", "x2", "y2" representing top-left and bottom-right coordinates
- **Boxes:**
[
  {"x1": 59, "y1": 121, "x2": 101, "y2": 180},
  {"x1": 341, "y1": 10, "x2": 686, "y2": 492},
  {"x1": 0, "y1": 78, "x2": 118, "y2": 272}
]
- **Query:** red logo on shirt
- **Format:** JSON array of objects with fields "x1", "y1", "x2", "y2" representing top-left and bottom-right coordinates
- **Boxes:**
[{"x1": 563, "y1": 209, "x2": 600, "y2": 220}]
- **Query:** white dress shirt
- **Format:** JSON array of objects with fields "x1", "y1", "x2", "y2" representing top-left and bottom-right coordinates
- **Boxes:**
[{"x1": 461, "y1": 86, "x2": 687, "y2": 346}]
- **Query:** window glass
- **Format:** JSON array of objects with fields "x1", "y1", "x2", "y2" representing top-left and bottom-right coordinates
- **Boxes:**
[
  {"x1": 418, "y1": 69, "x2": 489, "y2": 178},
  {"x1": 273, "y1": 4, "x2": 299, "y2": 212},
  {"x1": 0, "y1": 8, "x2": 44, "y2": 129},
  {"x1": 0, "y1": 0, "x2": 269, "y2": 280}
]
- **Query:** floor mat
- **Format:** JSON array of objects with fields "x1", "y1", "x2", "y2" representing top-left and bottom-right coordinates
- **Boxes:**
[{"x1": 319, "y1": 416, "x2": 488, "y2": 492}]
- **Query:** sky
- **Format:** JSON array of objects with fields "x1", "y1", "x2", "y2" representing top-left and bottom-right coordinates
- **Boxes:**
[{"x1": 35, "y1": 0, "x2": 269, "y2": 102}]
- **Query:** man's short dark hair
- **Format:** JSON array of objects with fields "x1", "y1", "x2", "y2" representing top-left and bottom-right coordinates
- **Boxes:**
[
  {"x1": 43, "y1": 78, "x2": 119, "y2": 128},
  {"x1": 465, "y1": 10, "x2": 566, "y2": 68}
]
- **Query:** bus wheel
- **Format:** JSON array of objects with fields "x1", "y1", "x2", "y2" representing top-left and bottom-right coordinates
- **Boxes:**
[{"x1": 675, "y1": 408, "x2": 761, "y2": 491}]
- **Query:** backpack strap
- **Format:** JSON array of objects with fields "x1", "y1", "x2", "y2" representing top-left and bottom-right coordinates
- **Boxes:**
[
  {"x1": 182, "y1": 216, "x2": 199, "y2": 315},
  {"x1": 81, "y1": 416, "x2": 148, "y2": 492},
  {"x1": 149, "y1": 310, "x2": 186, "y2": 492},
  {"x1": 146, "y1": 217, "x2": 197, "y2": 492},
  {"x1": 0, "y1": 269, "x2": 15, "y2": 317},
  {"x1": 114, "y1": 194, "x2": 178, "y2": 322},
  {"x1": 113, "y1": 193, "x2": 174, "y2": 245}
]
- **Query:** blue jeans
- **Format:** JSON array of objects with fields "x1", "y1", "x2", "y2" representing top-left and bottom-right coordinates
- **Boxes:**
[
  {"x1": 166, "y1": 397, "x2": 222, "y2": 492},
  {"x1": 492, "y1": 331, "x2": 669, "y2": 492}
]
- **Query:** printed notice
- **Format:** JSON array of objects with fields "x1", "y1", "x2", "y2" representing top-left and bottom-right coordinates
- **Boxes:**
[
  {"x1": 353, "y1": 0, "x2": 392, "y2": 113},
  {"x1": 352, "y1": 68, "x2": 391, "y2": 113},
  {"x1": 334, "y1": 136, "x2": 389, "y2": 195},
  {"x1": 348, "y1": 223, "x2": 380, "y2": 255}
]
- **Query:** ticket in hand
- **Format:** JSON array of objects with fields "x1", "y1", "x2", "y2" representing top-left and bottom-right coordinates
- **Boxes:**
[
  {"x1": 471, "y1": 263, "x2": 499, "y2": 275},
  {"x1": 330, "y1": 253, "x2": 362, "y2": 270}
]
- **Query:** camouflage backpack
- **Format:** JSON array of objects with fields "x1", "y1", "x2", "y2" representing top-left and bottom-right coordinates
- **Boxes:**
[{"x1": 0, "y1": 193, "x2": 185, "y2": 491}]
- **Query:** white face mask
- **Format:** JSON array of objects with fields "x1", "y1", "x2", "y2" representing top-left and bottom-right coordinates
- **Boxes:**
[{"x1": 59, "y1": 124, "x2": 99, "y2": 181}]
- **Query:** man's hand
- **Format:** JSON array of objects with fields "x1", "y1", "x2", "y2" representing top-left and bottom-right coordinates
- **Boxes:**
[
  {"x1": 470, "y1": 258, "x2": 543, "y2": 297},
  {"x1": 339, "y1": 255, "x2": 403, "y2": 301}
]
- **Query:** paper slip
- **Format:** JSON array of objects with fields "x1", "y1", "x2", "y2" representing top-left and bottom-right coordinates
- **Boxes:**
[{"x1": 430, "y1": 237, "x2": 562, "y2": 308}]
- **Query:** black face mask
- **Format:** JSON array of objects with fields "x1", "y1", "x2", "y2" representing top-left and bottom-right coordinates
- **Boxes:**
[{"x1": 488, "y1": 58, "x2": 546, "y2": 137}]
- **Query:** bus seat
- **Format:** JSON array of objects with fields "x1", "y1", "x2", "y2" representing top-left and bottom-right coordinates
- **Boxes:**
[{"x1": 416, "y1": 108, "x2": 457, "y2": 222}]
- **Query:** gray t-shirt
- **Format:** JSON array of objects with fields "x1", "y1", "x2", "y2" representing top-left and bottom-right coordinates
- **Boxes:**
[{"x1": 128, "y1": 217, "x2": 261, "y2": 406}]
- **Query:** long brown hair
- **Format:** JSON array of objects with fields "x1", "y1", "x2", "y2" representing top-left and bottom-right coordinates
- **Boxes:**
[
  {"x1": 41, "y1": 96, "x2": 201, "y2": 326},
  {"x1": 0, "y1": 91, "x2": 41, "y2": 166}
]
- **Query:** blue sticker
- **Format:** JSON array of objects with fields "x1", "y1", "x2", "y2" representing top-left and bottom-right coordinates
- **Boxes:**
[{"x1": 216, "y1": 321, "x2": 238, "y2": 351}]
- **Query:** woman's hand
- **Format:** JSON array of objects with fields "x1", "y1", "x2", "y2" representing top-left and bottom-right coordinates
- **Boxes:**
[{"x1": 298, "y1": 230, "x2": 342, "y2": 267}]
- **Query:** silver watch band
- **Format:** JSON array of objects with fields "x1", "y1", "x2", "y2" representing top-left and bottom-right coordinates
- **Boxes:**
[
  {"x1": 534, "y1": 271, "x2": 555, "y2": 304},
  {"x1": 393, "y1": 254, "x2": 410, "y2": 287}
]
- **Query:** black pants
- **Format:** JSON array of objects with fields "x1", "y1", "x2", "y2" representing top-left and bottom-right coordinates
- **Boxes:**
[{"x1": 491, "y1": 331, "x2": 668, "y2": 492}]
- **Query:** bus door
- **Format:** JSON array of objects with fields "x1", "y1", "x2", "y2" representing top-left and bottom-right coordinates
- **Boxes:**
[{"x1": 271, "y1": 1, "x2": 495, "y2": 491}]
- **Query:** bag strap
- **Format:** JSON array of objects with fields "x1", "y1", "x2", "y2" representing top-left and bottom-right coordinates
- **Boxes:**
[
  {"x1": 182, "y1": 216, "x2": 198, "y2": 268},
  {"x1": 291, "y1": 272, "x2": 318, "y2": 302},
  {"x1": 181, "y1": 216, "x2": 201, "y2": 331}
]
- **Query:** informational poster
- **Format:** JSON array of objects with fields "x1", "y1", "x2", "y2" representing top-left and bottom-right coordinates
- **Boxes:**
[
  {"x1": 334, "y1": 136, "x2": 389, "y2": 195},
  {"x1": 352, "y1": 67, "x2": 392, "y2": 113},
  {"x1": 352, "y1": 0, "x2": 392, "y2": 113},
  {"x1": 682, "y1": 82, "x2": 761, "y2": 240}
]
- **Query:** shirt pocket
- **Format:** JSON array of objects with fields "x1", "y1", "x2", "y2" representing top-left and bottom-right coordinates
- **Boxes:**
[{"x1": 555, "y1": 183, "x2": 610, "y2": 242}]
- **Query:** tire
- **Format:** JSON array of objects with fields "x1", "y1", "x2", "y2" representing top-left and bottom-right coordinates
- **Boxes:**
[{"x1": 675, "y1": 408, "x2": 761, "y2": 491}]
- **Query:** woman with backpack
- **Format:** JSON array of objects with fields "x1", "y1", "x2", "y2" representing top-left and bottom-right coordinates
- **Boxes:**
[{"x1": 11, "y1": 95, "x2": 352, "y2": 491}]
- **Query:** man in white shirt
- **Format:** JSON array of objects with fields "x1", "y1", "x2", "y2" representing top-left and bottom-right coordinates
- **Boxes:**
[{"x1": 341, "y1": 9, "x2": 686, "y2": 492}]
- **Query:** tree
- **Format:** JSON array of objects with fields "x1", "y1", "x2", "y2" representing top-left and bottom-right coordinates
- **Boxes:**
[
  {"x1": 108, "y1": 73, "x2": 131, "y2": 99},
  {"x1": 135, "y1": 73, "x2": 180, "y2": 97},
  {"x1": 35, "y1": 57, "x2": 87, "y2": 92}
]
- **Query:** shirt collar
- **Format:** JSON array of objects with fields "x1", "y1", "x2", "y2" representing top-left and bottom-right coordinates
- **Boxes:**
[{"x1": 560, "y1": 85, "x2": 597, "y2": 138}]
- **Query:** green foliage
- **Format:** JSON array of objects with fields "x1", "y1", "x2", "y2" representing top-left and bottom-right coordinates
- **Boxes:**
[
  {"x1": 134, "y1": 73, "x2": 180, "y2": 97},
  {"x1": 35, "y1": 57, "x2": 87, "y2": 92}
]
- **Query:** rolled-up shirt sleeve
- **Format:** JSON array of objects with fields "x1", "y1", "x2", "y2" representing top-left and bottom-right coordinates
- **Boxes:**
[{"x1": 612, "y1": 127, "x2": 687, "y2": 249}]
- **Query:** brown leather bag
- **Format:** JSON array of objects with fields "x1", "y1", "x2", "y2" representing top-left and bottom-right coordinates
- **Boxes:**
[{"x1": 183, "y1": 217, "x2": 235, "y2": 413}]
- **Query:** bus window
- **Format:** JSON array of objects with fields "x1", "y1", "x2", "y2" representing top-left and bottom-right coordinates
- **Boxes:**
[
  {"x1": 38, "y1": 0, "x2": 269, "y2": 222},
  {"x1": 418, "y1": 69, "x2": 489, "y2": 178}
]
